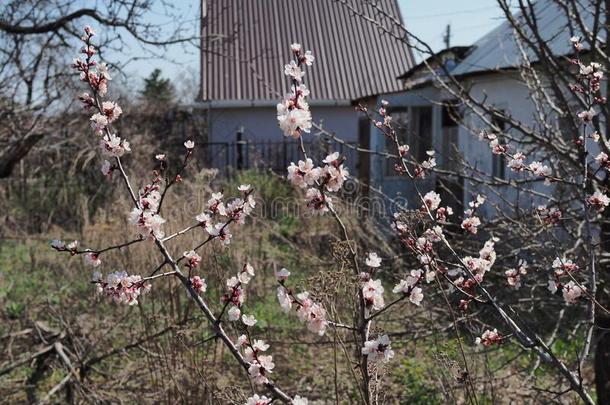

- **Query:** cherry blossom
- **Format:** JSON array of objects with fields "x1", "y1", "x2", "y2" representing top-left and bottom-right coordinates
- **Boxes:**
[
  {"x1": 101, "y1": 101, "x2": 122, "y2": 122},
  {"x1": 461, "y1": 216, "x2": 481, "y2": 234},
  {"x1": 305, "y1": 188, "x2": 330, "y2": 214},
  {"x1": 588, "y1": 191, "x2": 610, "y2": 212},
  {"x1": 284, "y1": 60, "x2": 305, "y2": 81},
  {"x1": 562, "y1": 281, "x2": 586, "y2": 304},
  {"x1": 362, "y1": 279, "x2": 385, "y2": 310},
  {"x1": 505, "y1": 259, "x2": 528, "y2": 289},
  {"x1": 245, "y1": 394, "x2": 271, "y2": 405},
  {"x1": 277, "y1": 45, "x2": 314, "y2": 138},
  {"x1": 422, "y1": 190, "x2": 441, "y2": 211},
  {"x1": 362, "y1": 335, "x2": 395, "y2": 363},
  {"x1": 183, "y1": 250, "x2": 202, "y2": 269},
  {"x1": 537, "y1": 205, "x2": 562, "y2": 225},
  {"x1": 475, "y1": 329, "x2": 502, "y2": 346},
  {"x1": 83, "y1": 252, "x2": 101, "y2": 267},
  {"x1": 287, "y1": 158, "x2": 321, "y2": 188},
  {"x1": 190, "y1": 276, "x2": 207, "y2": 294},
  {"x1": 95, "y1": 271, "x2": 150, "y2": 305},
  {"x1": 552, "y1": 257, "x2": 579, "y2": 276},
  {"x1": 100, "y1": 133, "x2": 131, "y2": 157},
  {"x1": 277, "y1": 286, "x2": 293, "y2": 312},
  {"x1": 409, "y1": 287, "x2": 424, "y2": 305},
  {"x1": 508, "y1": 152, "x2": 526, "y2": 171},
  {"x1": 295, "y1": 292, "x2": 327, "y2": 335},
  {"x1": 242, "y1": 314, "x2": 257, "y2": 326},
  {"x1": 101, "y1": 160, "x2": 113, "y2": 176},
  {"x1": 228, "y1": 306, "x2": 241, "y2": 321},
  {"x1": 275, "y1": 267, "x2": 291, "y2": 281},
  {"x1": 365, "y1": 252, "x2": 382, "y2": 268}
]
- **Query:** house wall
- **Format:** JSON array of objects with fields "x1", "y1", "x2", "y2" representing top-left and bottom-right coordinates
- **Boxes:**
[
  {"x1": 368, "y1": 87, "x2": 442, "y2": 214},
  {"x1": 457, "y1": 72, "x2": 546, "y2": 217},
  {"x1": 368, "y1": 72, "x2": 553, "y2": 219},
  {"x1": 202, "y1": 105, "x2": 361, "y2": 173}
]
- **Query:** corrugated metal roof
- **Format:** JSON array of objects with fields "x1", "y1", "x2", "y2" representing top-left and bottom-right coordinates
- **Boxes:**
[
  {"x1": 199, "y1": 0, "x2": 414, "y2": 102},
  {"x1": 452, "y1": 0, "x2": 601, "y2": 76}
]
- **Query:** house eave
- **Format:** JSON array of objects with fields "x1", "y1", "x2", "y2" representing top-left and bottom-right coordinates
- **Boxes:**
[{"x1": 189, "y1": 99, "x2": 353, "y2": 109}]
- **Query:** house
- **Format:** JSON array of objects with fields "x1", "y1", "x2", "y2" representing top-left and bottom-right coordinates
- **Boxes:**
[
  {"x1": 365, "y1": 0, "x2": 600, "y2": 216},
  {"x1": 194, "y1": 0, "x2": 414, "y2": 175}
]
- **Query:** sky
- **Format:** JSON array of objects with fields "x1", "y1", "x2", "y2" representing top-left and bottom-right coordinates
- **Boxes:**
[{"x1": 117, "y1": 1, "x2": 510, "y2": 97}]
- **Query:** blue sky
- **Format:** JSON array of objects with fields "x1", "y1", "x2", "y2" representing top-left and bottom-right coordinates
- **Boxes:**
[{"x1": 116, "y1": 1, "x2": 509, "y2": 96}]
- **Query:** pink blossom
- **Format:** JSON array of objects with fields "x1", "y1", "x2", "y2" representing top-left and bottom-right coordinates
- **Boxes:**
[
  {"x1": 423, "y1": 191, "x2": 441, "y2": 211},
  {"x1": 508, "y1": 152, "x2": 526, "y2": 171},
  {"x1": 284, "y1": 60, "x2": 305, "y2": 81},
  {"x1": 562, "y1": 281, "x2": 586, "y2": 304},
  {"x1": 100, "y1": 133, "x2": 130, "y2": 157},
  {"x1": 275, "y1": 267, "x2": 291, "y2": 281},
  {"x1": 190, "y1": 276, "x2": 207, "y2": 294},
  {"x1": 409, "y1": 287, "x2": 424, "y2": 305},
  {"x1": 552, "y1": 257, "x2": 579, "y2": 276},
  {"x1": 83, "y1": 252, "x2": 101, "y2": 267},
  {"x1": 101, "y1": 101, "x2": 122, "y2": 122},
  {"x1": 362, "y1": 279, "x2": 385, "y2": 310},
  {"x1": 183, "y1": 250, "x2": 202, "y2": 268},
  {"x1": 588, "y1": 191, "x2": 610, "y2": 212},
  {"x1": 277, "y1": 286, "x2": 293, "y2": 312},
  {"x1": 95, "y1": 271, "x2": 150, "y2": 305},
  {"x1": 296, "y1": 292, "x2": 327, "y2": 335},
  {"x1": 101, "y1": 160, "x2": 113, "y2": 176},
  {"x1": 475, "y1": 329, "x2": 502, "y2": 346},
  {"x1": 245, "y1": 394, "x2": 271, "y2": 405},
  {"x1": 361, "y1": 334, "x2": 395, "y2": 363},
  {"x1": 577, "y1": 108, "x2": 596, "y2": 123},
  {"x1": 305, "y1": 188, "x2": 330, "y2": 214},
  {"x1": 365, "y1": 252, "x2": 382, "y2": 268},
  {"x1": 242, "y1": 314, "x2": 257, "y2": 326},
  {"x1": 461, "y1": 216, "x2": 481, "y2": 234},
  {"x1": 228, "y1": 306, "x2": 241, "y2": 321}
]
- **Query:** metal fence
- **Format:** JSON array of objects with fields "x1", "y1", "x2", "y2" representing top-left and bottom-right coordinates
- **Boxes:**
[{"x1": 199, "y1": 139, "x2": 359, "y2": 174}]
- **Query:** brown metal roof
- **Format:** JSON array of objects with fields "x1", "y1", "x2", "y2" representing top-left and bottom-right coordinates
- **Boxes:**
[{"x1": 199, "y1": 0, "x2": 414, "y2": 102}]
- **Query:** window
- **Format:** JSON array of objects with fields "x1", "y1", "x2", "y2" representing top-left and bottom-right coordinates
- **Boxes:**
[
  {"x1": 491, "y1": 113, "x2": 506, "y2": 179},
  {"x1": 385, "y1": 107, "x2": 432, "y2": 176},
  {"x1": 385, "y1": 109, "x2": 408, "y2": 176}
]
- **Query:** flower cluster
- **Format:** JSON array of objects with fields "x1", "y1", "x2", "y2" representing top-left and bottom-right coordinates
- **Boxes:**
[
  {"x1": 392, "y1": 270, "x2": 425, "y2": 306},
  {"x1": 92, "y1": 271, "x2": 150, "y2": 305},
  {"x1": 450, "y1": 239, "x2": 497, "y2": 309},
  {"x1": 362, "y1": 278, "x2": 385, "y2": 310},
  {"x1": 536, "y1": 205, "x2": 562, "y2": 225},
  {"x1": 547, "y1": 257, "x2": 587, "y2": 304},
  {"x1": 362, "y1": 334, "x2": 395, "y2": 364},
  {"x1": 461, "y1": 195, "x2": 485, "y2": 235},
  {"x1": 190, "y1": 275, "x2": 207, "y2": 294},
  {"x1": 505, "y1": 259, "x2": 528, "y2": 289},
  {"x1": 277, "y1": 44, "x2": 314, "y2": 138},
  {"x1": 588, "y1": 191, "x2": 610, "y2": 212},
  {"x1": 128, "y1": 181, "x2": 166, "y2": 240},
  {"x1": 287, "y1": 152, "x2": 349, "y2": 215},
  {"x1": 195, "y1": 185, "x2": 256, "y2": 245},
  {"x1": 222, "y1": 263, "x2": 256, "y2": 322},
  {"x1": 236, "y1": 334, "x2": 275, "y2": 385},
  {"x1": 276, "y1": 270, "x2": 327, "y2": 335},
  {"x1": 71, "y1": 27, "x2": 132, "y2": 178},
  {"x1": 51, "y1": 239, "x2": 79, "y2": 254},
  {"x1": 475, "y1": 329, "x2": 502, "y2": 346},
  {"x1": 392, "y1": 205, "x2": 448, "y2": 307}
]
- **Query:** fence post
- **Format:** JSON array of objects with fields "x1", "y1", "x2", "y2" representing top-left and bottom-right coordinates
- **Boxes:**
[{"x1": 236, "y1": 126, "x2": 245, "y2": 170}]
